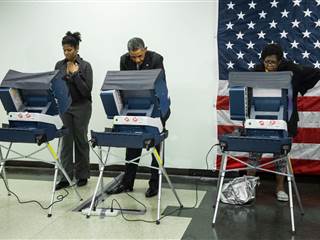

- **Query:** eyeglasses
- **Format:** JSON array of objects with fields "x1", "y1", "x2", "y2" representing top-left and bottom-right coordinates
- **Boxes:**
[{"x1": 264, "y1": 60, "x2": 278, "y2": 65}]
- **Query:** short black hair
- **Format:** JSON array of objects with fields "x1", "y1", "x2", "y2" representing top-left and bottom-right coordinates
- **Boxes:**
[
  {"x1": 261, "y1": 44, "x2": 284, "y2": 61},
  {"x1": 62, "y1": 31, "x2": 81, "y2": 47},
  {"x1": 127, "y1": 37, "x2": 145, "y2": 51}
]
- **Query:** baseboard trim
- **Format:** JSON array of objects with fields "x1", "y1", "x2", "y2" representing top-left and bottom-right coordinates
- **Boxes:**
[
  {"x1": 4, "y1": 160, "x2": 319, "y2": 183},
  {"x1": 4, "y1": 160, "x2": 221, "y2": 178}
]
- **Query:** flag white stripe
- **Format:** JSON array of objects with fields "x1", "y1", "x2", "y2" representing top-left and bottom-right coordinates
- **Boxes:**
[
  {"x1": 217, "y1": 110, "x2": 242, "y2": 125},
  {"x1": 298, "y1": 112, "x2": 320, "y2": 128},
  {"x1": 291, "y1": 143, "x2": 320, "y2": 160},
  {"x1": 218, "y1": 80, "x2": 229, "y2": 96}
]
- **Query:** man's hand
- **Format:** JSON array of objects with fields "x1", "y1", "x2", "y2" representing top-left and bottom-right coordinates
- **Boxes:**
[{"x1": 67, "y1": 62, "x2": 79, "y2": 74}]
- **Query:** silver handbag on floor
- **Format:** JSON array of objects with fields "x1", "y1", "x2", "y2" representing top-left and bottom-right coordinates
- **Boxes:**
[{"x1": 220, "y1": 176, "x2": 260, "y2": 205}]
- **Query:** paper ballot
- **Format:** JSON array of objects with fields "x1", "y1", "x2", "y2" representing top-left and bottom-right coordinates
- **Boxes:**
[
  {"x1": 104, "y1": 89, "x2": 123, "y2": 115},
  {"x1": 113, "y1": 90, "x2": 123, "y2": 114},
  {"x1": 9, "y1": 88, "x2": 24, "y2": 111}
]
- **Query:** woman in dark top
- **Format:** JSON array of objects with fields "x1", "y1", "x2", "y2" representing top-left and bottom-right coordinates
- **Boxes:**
[
  {"x1": 54, "y1": 31, "x2": 93, "y2": 190},
  {"x1": 248, "y1": 44, "x2": 320, "y2": 201}
]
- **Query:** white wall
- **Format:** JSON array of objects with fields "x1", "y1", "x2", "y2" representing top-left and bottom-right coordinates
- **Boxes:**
[{"x1": 0, "y1": 1, "x2": 219, "y2": 169}]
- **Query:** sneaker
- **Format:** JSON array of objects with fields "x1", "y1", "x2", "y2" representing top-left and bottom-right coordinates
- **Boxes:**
[{"x1": 276, "y1": 190, "x2": 289, "y2": 202}]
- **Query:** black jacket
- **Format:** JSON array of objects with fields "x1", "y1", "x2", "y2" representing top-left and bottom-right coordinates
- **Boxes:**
[
  {"x1": 119, "y1": 50, "x2": 170, "y2": 121},
  {"x1": 55, "y1": 55, "x2": 93, "y2": 104},
  {"x1": 120, "y1": 50, "x2": 164, "y2": 71},
  {"x1": 254, "y1": 61, "x2": 320, "y2": 136}
]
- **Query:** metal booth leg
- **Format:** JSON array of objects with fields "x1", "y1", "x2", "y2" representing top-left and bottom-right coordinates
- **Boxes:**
[
  {"x1": 287, "y1": 155, "x2": 304, "y2": 215},
  {"x1": 47, "y1": 141, "x2": 83, "y2": 216},
  {"x1": 49, "y1": 141, "x2": 82, "y2": 200},
  {"x1": 0, "y1": 143, "x2": 12, "y2": 196},
  {"x1": 47, "y1": 137, "x2": 63, "y2": 217},
  {"x1": 99, "y1": 146, "x2": 105, "y2": 195},
  {"x1": 286, "y1": 156, "x2": 295, "y2": 233},
  {"x1": 0, "y1": 146, "x2": 8, "y2": 196},
  {"x1": 156, "y1": 142, "x2": 164, "y2": 225},
  {"x1": 152, "y1": 142, "x2": 183, "y2": 224},
  {"x1": 86, "y1": 147, "x2": 110, "y2": 218},
  {"x1": 1, "y1": 164, "x2": 10, "y2": 196},
  {"x1": 48, "y1": 161, "x2": 59, "y2": 217},
  {"x1": 212, "y1": 152, "x2": 228, "y2": 227}
]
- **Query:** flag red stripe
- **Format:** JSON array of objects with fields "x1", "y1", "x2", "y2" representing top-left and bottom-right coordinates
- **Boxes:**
[
  {"x1": 217, "y1": 125, "x2": 237, "y2": 135},
  {"x1": 297, "y1": 97, "x2": 320, "y2": 112},
  {"x1": 292, "y1": 128, "x2": 320, "y2": 144},
  {"x1": 216, "y1": 96, "x2": 229, "y2": 110}
]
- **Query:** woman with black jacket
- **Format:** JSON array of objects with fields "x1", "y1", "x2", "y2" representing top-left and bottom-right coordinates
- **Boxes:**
[
  {"x1": 54, "y1": 31, "x2": 93, "y2": 190},
  {"x1": 248, "y1": 44, "x2": 320, "y2": 201}
]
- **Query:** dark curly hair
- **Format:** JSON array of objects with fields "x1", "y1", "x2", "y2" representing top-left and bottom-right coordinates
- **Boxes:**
[
  {"x1": 261, "y1": 44, "x2": 284, "y2": 61},
  {"x1": 62, "y1": 31, "x2": 81, "y2": 47}
]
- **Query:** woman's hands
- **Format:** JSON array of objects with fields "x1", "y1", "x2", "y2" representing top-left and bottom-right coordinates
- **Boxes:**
[{"x1": 67, "y1": 61, "x2": 79, "y2": 74}]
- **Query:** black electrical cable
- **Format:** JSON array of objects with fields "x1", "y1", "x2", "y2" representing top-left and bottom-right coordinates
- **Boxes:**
[
  {"x1": 95, "y1": 141, "x2": 220, "y2": 223},
  {"x1": 0, "y1": 173, "x2": 69, "y2": 210},
  {"x1": 205, "y1": 143, "x2": 220, "y2": 170},
  {"x1": 108, "y1": 177, "x2": 200, "y2": 223}
]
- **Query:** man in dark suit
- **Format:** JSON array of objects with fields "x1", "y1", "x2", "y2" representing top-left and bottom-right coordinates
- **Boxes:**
[{"x1": 107, "y1": 37, "x2": 168, "y2": 198}]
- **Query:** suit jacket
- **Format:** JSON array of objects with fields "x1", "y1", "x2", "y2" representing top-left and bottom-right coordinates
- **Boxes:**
[
  {"x1": 55, "y1": 55, "x2": 93, "y2": 104},
  {"x1": 120, "y1": 50, "x2": 164, "y2": 71},
  {"x1": 119, "y1": 50, "x2": 170, "y2": 121},
  {"x1": 254, "y1": 61, "x2": 320, "y2": 136}
]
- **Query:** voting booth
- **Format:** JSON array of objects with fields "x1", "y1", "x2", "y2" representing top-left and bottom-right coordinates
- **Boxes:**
[
  {"x1": 212, "y1": 72, "x2": 304, "y2": 233},
  {"x1": 0, "y1": 70, "x2": 82, "y2": 216},
  {"x1": 85, "y1": 69, "x2": 182, "y2": 223}
]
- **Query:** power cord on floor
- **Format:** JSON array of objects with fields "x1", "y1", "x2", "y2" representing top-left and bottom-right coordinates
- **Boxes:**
[
  {"x1": 206, "y1": 143, "x2": 220, "y2": 171},
  {"x1": 91, "y1": 144, "x2": 221, "y2": 222},
  {"x1": 108, "y1": 177, "x2": 200, "y2": 223},
  {"x1": 0, "y1": 173, "x2": 70, "y2": 210}
]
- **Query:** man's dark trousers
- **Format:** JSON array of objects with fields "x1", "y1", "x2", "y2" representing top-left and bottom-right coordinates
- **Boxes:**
[{"x1": 122, "y1": 144, "x2": 162, "y2": 190}]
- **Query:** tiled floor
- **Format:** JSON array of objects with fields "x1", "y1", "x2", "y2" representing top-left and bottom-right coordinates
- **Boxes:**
[
  {"x1": 0, "y1": 172, "x2": 319, "y2": 240},
  {"x1": 0, "y1": 176, "x2": 204, "y2": 239}
]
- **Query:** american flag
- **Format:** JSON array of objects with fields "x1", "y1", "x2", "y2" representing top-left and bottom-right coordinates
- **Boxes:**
[{"x1": 216, "y1": 0, "x2": 320, "y2": 174}]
